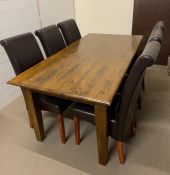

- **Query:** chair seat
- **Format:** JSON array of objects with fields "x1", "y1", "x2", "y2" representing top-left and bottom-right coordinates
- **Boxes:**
[
  {"x1": 73, "y1": 103, "x2": 95, "y2": 124},
  {"x1": 39, "y1": 94, "x2": 72, "y2": 113},
  {"x1": 72, "y1": 94, "x2": 121, "y2": 125}
]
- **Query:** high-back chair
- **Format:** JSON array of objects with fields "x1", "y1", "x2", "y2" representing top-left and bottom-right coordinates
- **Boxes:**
[
  {"x1": 141, "y1": 20, "x2": 165, "y2": 90},
  {"x1": 72, "y1": 40, "x2": 161, "y2": 164},
  {"x1": 0, "y1": 33, "x2": 72, "y2": 143},
  {"x1": 57, "y1": 19, "x2": 81, "y2": 45},
  {"x1": 147, "y1": 20, "x2": 165, "y2": 43},
  {"x1": 0, "y1": 33, "x2": 43, "y2": 75},
  {"x1": 35, "y1": 25, "x2": 66, "y2": 57}
]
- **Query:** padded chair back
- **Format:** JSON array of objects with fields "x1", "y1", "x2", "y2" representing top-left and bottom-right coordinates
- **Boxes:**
[
  {"x1": 147, "y1": 20, "x2": 165, "y2": 43},
  {"x1": 117, "y1": 41, "x2": 161, "y2": 141},
  {"x1": 0, "y1": 33, "x2": 43, "y2": 75},
  {"x1": 35, "y1": 25, "x2": 66, "y2": 57},
  {"x1": 154, "y1": 21, "x2": 165, "y2": 31},
  {"x1": 57, "y1": 19, "x2": 81, "y2": 45},
  {"x1": 141, "y1": 41, "x2": 161, "y2": 63}
]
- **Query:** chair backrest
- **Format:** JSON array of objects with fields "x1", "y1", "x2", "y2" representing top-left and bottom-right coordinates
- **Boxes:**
[
  {"x1": 141, "y1": 41, "x2": 161, "y2": 63},
  {"x1": 35, "y1": 25, "x2": 66, "y2": 57},
  {"x1": 117, "y1": 40, "x2": 161, "y2": 141},
  {"x1": 57, "y1": 19, "x2": 81, "y2": 45},
  {"x1": 0, "y1": 33, "x2": 43, "y2": 75},
  {"x1": 147, "y1": 20, "x2": 165, "y2": 43},
  {"x1": 153, "y1": 21, "x2": 165, "y2": 31}
]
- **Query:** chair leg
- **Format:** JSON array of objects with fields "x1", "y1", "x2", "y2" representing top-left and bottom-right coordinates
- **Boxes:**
[
  {"x1": 137, "y1": 94, "x2": 142, "y2": 109},
  {"x1": 134, "y1": 115, "x2": 137, "y2": 129},
  {"x1": 116, "y1": 141, "x2": 125, "y2": 164},
  {"x1": 131, "y1": 117, "x2": 137, "y2": 137},
  {"x1": 74, "y1": 116, "x2": 80, "y2": 145},
  {"x1": 142, "y1": 77, "x2": 145, "y2": 90},
  {"x1": 57, "y1": 113, "x2": 66, "y2": 144},
  {"x1": 127, "y1": 119, "x2": 136, "y2": 138}
]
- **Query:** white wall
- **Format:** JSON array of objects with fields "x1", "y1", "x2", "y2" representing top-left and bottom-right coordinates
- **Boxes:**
[
  {"x1": 74, "y1": 0, "x2": 134, "y2": 36},
  {"x1": 0, "y1": 0, "x2": 74, "y2": 109},
  {"x1": 0, "y1": 0, "x2": 41, "y2": 109},
  {"x1": 38, "y1": 0, "x2": 74, "y2": 27}
]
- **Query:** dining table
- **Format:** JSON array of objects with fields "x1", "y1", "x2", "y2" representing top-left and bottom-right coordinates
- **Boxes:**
[{"x1": 8, "y1": 33, "x2": 143, "y2": 165}]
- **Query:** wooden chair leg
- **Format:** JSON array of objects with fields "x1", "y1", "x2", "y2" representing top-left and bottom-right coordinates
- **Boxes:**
[
  {"x1": 134, "y1": 115, "x2": 137, "y2": 129},
  {"x1": 116, "y1": 141, "x2": 125, "y2": 164},
  {"x1": 127, "y1": 120, "x2": 136, "y2": 138},
  {"x1": 74, "y1": 116, "x2": 80, "y2": 145},
  {"x1": 137, "y1": 94, "x2": 142, "y2": 109},
  {"x1": 57, "y1": 113, "x2": 66, "y2": 144},
  {"x1": 142, "y1": 77, "x2": 145, "y2": 90},
  {"x1": 131, "y1": 117, "x2": 136, "y2": 137}
]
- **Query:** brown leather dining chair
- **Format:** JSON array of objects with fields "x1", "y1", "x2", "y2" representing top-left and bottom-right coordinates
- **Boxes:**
[
  {"x1": 72, "y1": 40, "x2": 161, "y2": 164},
  {"x1": 142, "y1": 20, "x2": 165, "y2": 90},
  {"x1": 119, "y1": 21, "x2": 164, "y2": 93},
  {"x1": 35, "y1": 25, "x2": 66, "y2": 57},
  {"x1": 147, "y1": 20, "x2": 165, "y2": 43},
  {"x1": 0, "y1": 32, "x2": 72, "y2": 143},
  {"x1": 57, "y1": 19, "x2": 81, "y2": 45}
]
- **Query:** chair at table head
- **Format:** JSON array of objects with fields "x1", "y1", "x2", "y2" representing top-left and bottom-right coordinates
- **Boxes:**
[
  {"x1": 35, "y1": 25, "x2": 66, "y2": 57},
  {"x1": 0, "y1": 32, "x2": 72, "y2": 143},
  {"x1": 57, "y1": 19, "x2": 81, "y2": 45},
  {"x1": 113, "y1": 40, "x2": 161, "y2": 141},
  {"x1": 0, "y1": 32, "x2": 43, "y2": 75},
  {"x1": 147, "y1": 20, "x2": 165, "y2": 43}
]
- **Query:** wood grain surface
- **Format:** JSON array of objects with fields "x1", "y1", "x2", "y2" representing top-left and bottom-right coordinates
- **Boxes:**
[{"x1": 8, "y1": 34, "x2": 142, "y2": 106}]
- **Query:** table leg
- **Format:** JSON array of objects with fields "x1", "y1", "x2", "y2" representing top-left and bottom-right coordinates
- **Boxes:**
[
  {"x1": 21, "y1": 88, "x2": 33, "y2": 128},
  {"x1": 95, "y1": 104, "x2": 108, "y2": 165},
  {"x1": 22, "y1": 88, "x2": 45, "y2": 141}
]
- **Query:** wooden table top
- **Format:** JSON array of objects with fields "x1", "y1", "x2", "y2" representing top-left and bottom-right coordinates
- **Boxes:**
[{"x1": 8, "y1": 34, "x2": 142, "y2": 106}]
